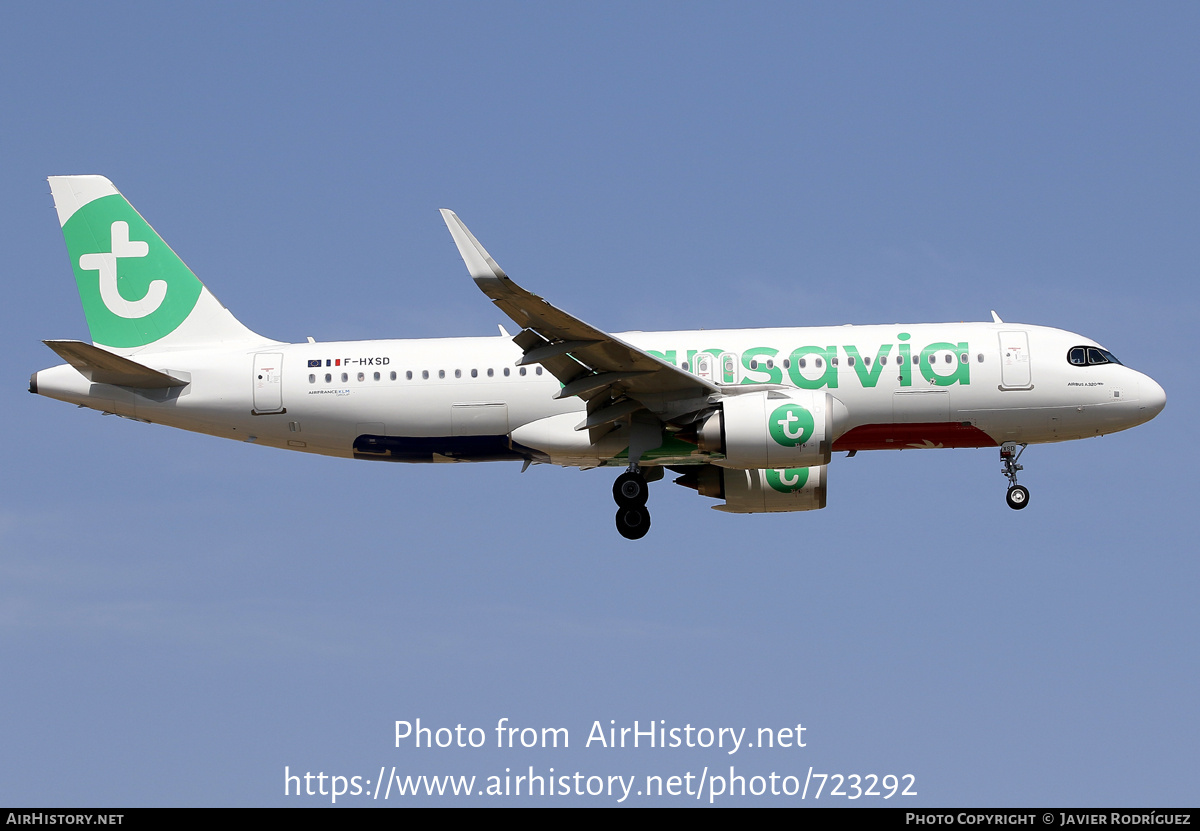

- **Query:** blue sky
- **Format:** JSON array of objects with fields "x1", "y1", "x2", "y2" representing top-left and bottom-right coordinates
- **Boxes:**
[{"x1": 2, "y1": 2, "x2": 1196, "y2": 806}]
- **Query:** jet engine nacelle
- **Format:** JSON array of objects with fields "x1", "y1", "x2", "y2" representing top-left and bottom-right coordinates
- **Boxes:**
[
  {"x1": 675, "y1": 463, "x2": 828, "y2": 513},
  {"x1": 700, "y1": 389, "x2": 833, "y2": 470}
]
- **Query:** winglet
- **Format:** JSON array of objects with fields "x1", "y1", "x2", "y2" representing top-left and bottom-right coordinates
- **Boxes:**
[
  {"x1": 990, "y1": 310, "x2": 1003, "y2": 323},
  {"x1": 439, "y1": 210, "x2": 508, "y2": 284}
]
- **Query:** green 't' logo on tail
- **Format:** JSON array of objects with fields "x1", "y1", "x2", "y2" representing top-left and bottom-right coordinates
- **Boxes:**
[{"x1": 62, "y1": 193, "x2": 203, "y2": 349}]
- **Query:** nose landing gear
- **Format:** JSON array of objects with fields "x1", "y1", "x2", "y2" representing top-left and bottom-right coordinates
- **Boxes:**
[
  {"x1": 1000, "y1": 443, "x2": 1030, "y2": 510},
  {"x1": 1006, "y1": 485, "x2": 1029, "y2": 509}
]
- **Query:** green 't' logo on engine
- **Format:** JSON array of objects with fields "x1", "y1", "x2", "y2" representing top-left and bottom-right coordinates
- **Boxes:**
[
  {"x1": 62, "y1": 194, "x2": 203, "y2": 349},
  {"x1": 768, "y1": 403, "x2": 814, "y2": 447},
  {"x1": 766, "y1": 467, "x2": 810, "y2": 493}
]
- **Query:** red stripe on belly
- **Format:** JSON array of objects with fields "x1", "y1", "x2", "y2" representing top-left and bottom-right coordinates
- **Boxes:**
[{"x1": 833, "y1": 423, "x2": 999, "y2": 451}]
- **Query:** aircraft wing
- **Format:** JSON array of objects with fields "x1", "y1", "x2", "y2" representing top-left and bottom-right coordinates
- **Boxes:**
[{"x1": 440, "y1": 210, "x2": 719, "y2": 429}]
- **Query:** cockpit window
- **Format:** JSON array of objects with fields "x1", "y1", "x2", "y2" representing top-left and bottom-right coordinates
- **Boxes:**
[{"x1": 1068, "y1": 346, "x2": 1123, "y2": 366}]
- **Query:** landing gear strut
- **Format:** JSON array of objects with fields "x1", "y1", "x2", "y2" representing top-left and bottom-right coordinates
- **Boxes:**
[
  {"x1": 613, "y1": 417, "x2": 661, "y2": 540},
  {"x1": 1000, "y1": 442, "x2": 1030, "y2": 510},
  {"x1": 614, "y1": 468, "x2": 651, "y2": 539}
]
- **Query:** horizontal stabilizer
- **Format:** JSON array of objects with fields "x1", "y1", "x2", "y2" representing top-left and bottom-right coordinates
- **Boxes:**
[{"x1": 43, "y1": 340, "x2": 189, "y2": 389}]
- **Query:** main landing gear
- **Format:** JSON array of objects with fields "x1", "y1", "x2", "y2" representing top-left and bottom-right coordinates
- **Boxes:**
[
  {"x1": 1000, "y1": 442, "x2": 1030, "y2": 510},
  {"x1": 614, "y1": 468, "x2": 651, "y2": 540},
  {"x1": 614, "y1": 417, "x2": 665, "y2": 539}
]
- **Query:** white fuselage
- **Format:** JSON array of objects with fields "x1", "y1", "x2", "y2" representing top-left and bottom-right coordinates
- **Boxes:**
[{"x1": 32, "y1": 321, "x2": 1166, "y2": 468}]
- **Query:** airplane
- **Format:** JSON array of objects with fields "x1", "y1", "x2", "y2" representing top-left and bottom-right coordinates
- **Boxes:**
[{"x1": 30, "y1": 175, "x2": 1167, "y2": 539}]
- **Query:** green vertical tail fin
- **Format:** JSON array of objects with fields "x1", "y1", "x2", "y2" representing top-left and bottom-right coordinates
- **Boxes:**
[{"x1": 48, "y1": 175, "x2": 270, "y2": 354}]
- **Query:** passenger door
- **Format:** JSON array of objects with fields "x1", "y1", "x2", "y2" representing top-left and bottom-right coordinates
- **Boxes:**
[{"x1": 998, "y1": 331, "x2": 1032, "y2": 389}]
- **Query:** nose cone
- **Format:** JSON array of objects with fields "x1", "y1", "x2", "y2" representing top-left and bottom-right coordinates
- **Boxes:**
[{"x1": 1139, "y1": 376, "x2": 1166, "y2": 421}]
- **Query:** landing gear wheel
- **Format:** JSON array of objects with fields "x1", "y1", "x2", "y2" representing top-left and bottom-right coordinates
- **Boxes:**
[
  {"x1": 615, "y1": 505, "x2": 651, "y2": 540},
  {"x1": 1006, "y1": 484, "x2": 1030, "y2": 510},
  {"x1": 999, "y1": 443, "x2": 1030, "y2": 511},
  {"x1": 613, "y1": 471, "x2": 649, "y2": 506}
]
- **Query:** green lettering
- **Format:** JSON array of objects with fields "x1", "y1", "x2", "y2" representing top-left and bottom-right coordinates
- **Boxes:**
[
  {"x1": 741, "y1": 347, "x2": 781, "y2": 385},
  {"x1": 919, "y1": 342, "x2": 971, "y2": 386},
  {"x1": 787, "y1": 346, "x2": 838, "y2": 389},
  {"x1": 844, "y1": 344, "x2": 892, "y2": 388},
  {"x1": 897, "y1": 334, "x2": 912, "y2": 387}
]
